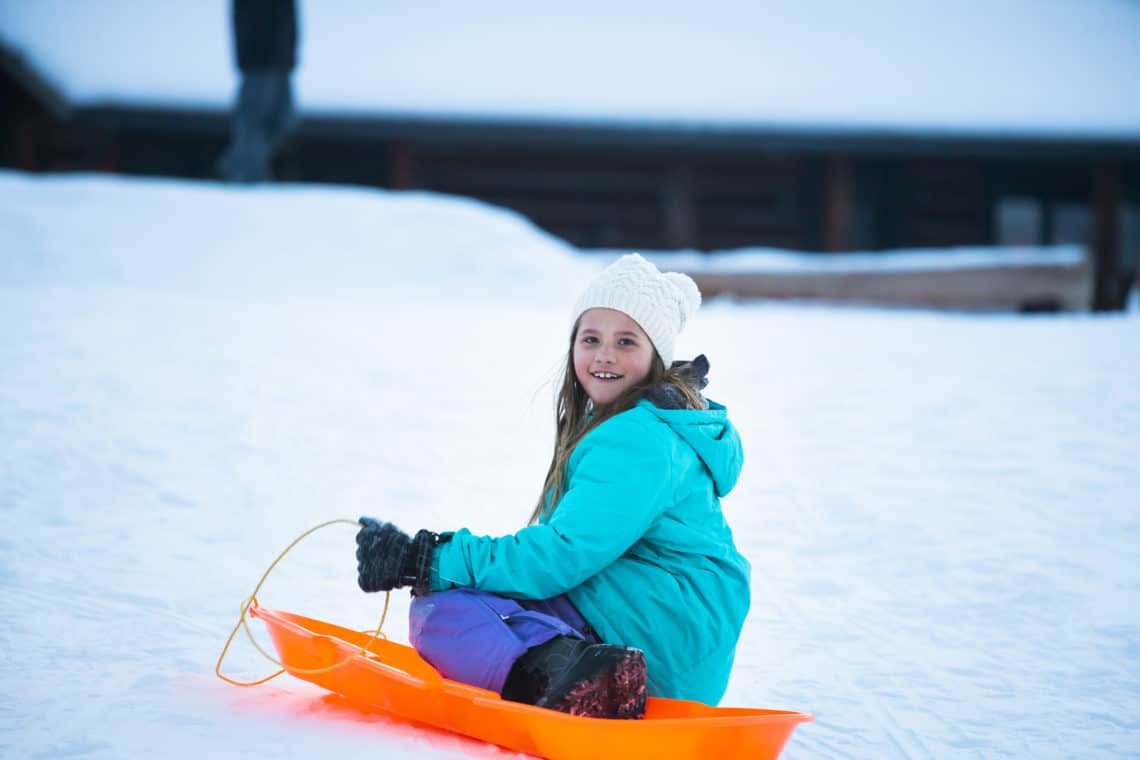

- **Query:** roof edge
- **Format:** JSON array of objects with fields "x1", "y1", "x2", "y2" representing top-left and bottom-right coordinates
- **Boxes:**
[
  {"x1": 0, "y1": 39, "x2": 71, "y2": 120},
  {"x1": 74, "y1": 104, "x2": 1140, "y2": 161}
]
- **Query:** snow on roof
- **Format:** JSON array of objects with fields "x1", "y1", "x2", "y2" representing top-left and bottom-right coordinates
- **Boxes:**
[
  {"x1": 2, "y1": 0, "x2": 1140, "y2": 139},
  {"x1": 638, "y1": 245, "x2": 1088, "y2": 274}
]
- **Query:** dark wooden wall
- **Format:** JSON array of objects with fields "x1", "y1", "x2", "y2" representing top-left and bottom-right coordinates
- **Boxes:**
[
  {"x1": 2, "y1": 80, "x2": 1136, "y2": 309},
  {"x1": 409, "y1": 148, "x2": 823, "y2": 252}
]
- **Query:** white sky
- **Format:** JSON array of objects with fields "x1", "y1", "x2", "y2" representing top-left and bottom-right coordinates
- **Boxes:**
[{"x1": 2, "y1": 0, "x2": 1140, "y2": 137}]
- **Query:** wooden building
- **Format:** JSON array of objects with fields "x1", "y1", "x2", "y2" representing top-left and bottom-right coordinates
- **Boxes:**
[{"x1": 2, "y1": 4, "x2": 1138, "y2": 311}]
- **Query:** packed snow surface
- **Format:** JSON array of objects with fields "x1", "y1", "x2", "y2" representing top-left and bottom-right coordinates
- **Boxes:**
[{"x1": 1, "y1": 171, "x2": 1138, "y2": 759}]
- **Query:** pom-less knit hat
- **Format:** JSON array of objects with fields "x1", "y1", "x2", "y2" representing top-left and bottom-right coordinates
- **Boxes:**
[{"x1": 571, "y1": 253, "x2": 701, "y2": 367}]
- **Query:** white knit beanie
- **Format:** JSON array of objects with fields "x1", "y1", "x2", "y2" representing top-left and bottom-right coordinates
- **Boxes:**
[{"x1": 571, "y1": 253, "x2": 701, "y2": 367}]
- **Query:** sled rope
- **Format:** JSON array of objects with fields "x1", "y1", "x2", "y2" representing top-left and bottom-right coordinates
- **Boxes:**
[{"x1": 215, "y1": 518, "x2": 391, "y2": 687}]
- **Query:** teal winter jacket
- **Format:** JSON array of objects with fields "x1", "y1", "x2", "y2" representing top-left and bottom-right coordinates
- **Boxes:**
[{"x1": 430, "y1": 398, "x2": 751, "y2": 705}]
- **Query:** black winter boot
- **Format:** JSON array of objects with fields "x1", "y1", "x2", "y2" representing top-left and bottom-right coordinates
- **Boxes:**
[{"x1": 501, "y1": 635, "x2": 647, "y2": 719}]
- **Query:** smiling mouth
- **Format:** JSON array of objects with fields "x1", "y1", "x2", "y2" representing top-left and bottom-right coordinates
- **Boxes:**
[{"x1": 591, "y1": 372, "x2": 623, "y2": 380}]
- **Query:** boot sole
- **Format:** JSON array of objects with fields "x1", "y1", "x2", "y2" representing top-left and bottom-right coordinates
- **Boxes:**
[
  {"x1": 547, "y1": 648, "x2": 647, "y2": 720},
  {"x1": 613, "y1": 650, "x2": 648, "y2": 719}
]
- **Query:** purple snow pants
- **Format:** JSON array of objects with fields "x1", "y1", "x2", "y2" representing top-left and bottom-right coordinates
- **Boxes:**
[{"x1": 409, "y1": 589, "x2": 599, "y2": 694}]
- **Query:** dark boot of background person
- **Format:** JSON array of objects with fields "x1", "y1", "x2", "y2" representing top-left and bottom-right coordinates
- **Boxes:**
[
  {"x1": 217, "y1": 0, "x2": 298, "y2": 183},
  {"x1": 217, "y1": 71, "x2": 293, "y2": 182},
  {"x1": 501, "y1": 635, "x2": 648, "y2": 719}
]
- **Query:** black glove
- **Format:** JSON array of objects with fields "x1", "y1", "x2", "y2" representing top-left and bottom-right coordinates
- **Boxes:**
[{"x1": 355, "y1": 517, "x2": 443, "y2": 596}]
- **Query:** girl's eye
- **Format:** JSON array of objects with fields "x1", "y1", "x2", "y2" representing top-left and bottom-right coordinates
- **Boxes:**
[
  {"x1": 581, "y1": 336, "x2": 598, "y2": 344},
  {"x1": 619, "y1": 338, "x2": 636, "y2": 346}
]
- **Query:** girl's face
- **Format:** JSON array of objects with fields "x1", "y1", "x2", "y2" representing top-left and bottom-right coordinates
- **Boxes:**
[{"x1": 573, "y1": 308, "x2": 656, "y2": 406}]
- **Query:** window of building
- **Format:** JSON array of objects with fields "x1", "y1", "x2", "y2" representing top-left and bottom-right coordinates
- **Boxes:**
[
  {"x1": 995, "y1": 197, "x2": 1043, "y2": 246},
  {"x1": 1052, "y1": 202, "x2": 1093, "y2": 246},
  {"x1": 1121, "y1": 202, "x2": 1140, "y2": 279}
]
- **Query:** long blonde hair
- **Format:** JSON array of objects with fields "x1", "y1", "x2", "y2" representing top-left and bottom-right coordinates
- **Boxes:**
[{"x1": 528, "y1": 318, "x2": 705, "y2": 525}]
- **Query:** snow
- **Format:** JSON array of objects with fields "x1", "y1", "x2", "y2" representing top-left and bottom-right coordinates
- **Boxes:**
[
  {"x1": 623, "y1": 246, "x2": 1087, "y2": 274},
  {"x1": 2, "y1": 1, "x2": 1140, "y2": 138},
  {"x1": 2, "y1": 170, "x2": 1139, "y2": 759}
]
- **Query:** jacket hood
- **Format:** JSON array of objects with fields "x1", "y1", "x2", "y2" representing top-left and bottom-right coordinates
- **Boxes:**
[{"x1": 638, "y1": 399, "x2": 743, "y2": 497}]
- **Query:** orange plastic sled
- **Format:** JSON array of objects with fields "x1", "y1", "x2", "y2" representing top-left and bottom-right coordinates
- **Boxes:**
[{"x1": 250, "y1": 605, "x2": 812, "y2": 760}]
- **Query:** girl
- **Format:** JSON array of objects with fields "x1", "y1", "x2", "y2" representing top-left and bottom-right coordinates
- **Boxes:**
[{"x1": 355, "y1": 253, "x2": 750, "y2": 719}]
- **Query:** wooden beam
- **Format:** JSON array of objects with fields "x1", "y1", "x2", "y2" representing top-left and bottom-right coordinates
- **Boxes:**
[
  {"x1": 14, "y1": 114, "x2": 44, "y2": 171},
  {"x1": 824, "y1": 155, "x2": 853, "y2": 251},
  {"x1": 1092, "y1": 162, "x2": 1123, "y2": 311},
  {"x1": 387, "y1": 141, "x2": 416, "y2": 189}
]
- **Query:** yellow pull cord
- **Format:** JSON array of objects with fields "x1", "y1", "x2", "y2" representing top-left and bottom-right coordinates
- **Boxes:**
[{"x1": 215, "y1": 518, "x2": 392, "y2": 687}]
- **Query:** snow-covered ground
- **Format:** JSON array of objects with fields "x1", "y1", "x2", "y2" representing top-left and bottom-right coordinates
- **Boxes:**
[{"x1": 1, "y1": 171, "x2": 1138, "y2": 759}]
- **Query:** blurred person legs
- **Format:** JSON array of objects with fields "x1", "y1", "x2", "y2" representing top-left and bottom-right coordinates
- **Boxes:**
[
  {"x1": 218, "y1": 0, "x2": 297, "y2": 183},
  {"x1": 218, "y1": 70, "x2": 293, "y2": 183}
]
